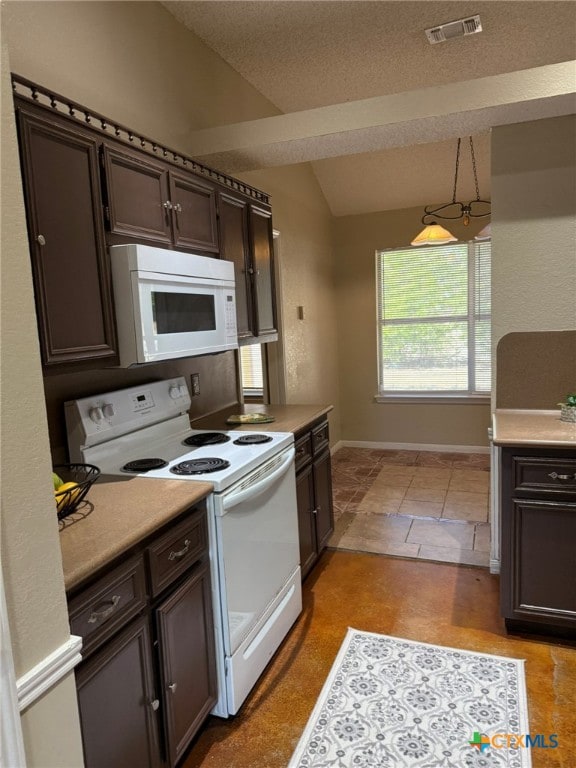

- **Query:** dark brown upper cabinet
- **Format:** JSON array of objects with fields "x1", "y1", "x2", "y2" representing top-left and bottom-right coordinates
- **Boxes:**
[
  {"x1": 218, "y1": 191, "x2": 253, "y2": 340},
  {"x1": 249, "y1": 205, "x2": 277, "y2": 339},
  {"x1": 218, "y1": 192, "x2": 278, "y2": 344},
  {"x1": 15, "y1": 103, "x2": 118, "y2": 370},
  {"x1": 103, "y1": 146, "x2": 219, "y2": 254}
]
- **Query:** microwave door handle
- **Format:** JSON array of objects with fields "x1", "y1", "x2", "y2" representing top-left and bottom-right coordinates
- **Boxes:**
[{"x1": 222, "y1": 448, "x2": 295, "y2": 512}]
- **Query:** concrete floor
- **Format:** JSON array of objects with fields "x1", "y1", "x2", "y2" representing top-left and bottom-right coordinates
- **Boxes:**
[{"x1": 182, "y1": 550, "x2": 576, "y2": 768}]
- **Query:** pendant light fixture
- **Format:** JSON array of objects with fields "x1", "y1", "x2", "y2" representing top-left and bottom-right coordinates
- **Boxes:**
[{"x1": 411, "y1": 136, "x2": 491, "y2": 246}]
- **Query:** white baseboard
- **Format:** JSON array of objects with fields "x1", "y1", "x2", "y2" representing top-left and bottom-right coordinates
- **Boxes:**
[
  {"x1": 17, "y1": 634, "x2": 83, "y2": 712},
  {"x1": 337, "y1": 440, "x2": 490, "y2": 454}
]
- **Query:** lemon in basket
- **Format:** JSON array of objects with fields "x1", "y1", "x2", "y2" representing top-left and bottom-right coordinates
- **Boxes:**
[{"x1": 55, "y1": 481, "x2": 80, "y2": 512}]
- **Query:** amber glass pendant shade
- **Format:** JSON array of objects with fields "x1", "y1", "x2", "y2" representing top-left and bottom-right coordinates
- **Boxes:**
[{"x1": 410, "y1": 222, "x2": 458, "y2": 246}]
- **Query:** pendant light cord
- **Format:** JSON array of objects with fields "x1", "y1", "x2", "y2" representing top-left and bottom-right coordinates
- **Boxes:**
[
  {"x1": 452, "y1": 137, "x2": 461, "y2": 205},
  {"x1": 452, "y1": 137, "x2": 481, "y2": 205}
]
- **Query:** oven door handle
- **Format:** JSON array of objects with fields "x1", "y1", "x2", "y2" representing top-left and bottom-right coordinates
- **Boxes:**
[{"x1": 222, "y1": 448, "x2": 295, "y2": 512}]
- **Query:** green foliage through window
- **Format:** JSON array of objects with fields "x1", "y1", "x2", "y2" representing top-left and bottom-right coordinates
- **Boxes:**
[{"x1": 376, "y1": 241, "x2": 491, "y2": 394}]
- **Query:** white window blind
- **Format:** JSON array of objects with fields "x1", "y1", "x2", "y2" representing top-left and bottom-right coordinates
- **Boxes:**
[
  {"x1": 240, "y1": 344, "x2": 264, "y2": 397},
  {"x1": 376, "y1": 241, "x2": 491, "y2": 395}
]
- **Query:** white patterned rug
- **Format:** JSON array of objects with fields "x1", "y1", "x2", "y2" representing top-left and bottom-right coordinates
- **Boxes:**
[{"x1": 288, "y1": 628, "x2": 531, "y2": 768}]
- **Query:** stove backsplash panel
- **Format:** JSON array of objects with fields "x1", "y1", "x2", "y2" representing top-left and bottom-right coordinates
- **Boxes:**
[{"x1": 43, "y1": 351, "x2": 239, "y2": 464}]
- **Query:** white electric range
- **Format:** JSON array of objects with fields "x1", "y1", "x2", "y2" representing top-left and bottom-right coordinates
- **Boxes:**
[{"x1": 65, "y1": 377, "x2": 302, "y2": 717}]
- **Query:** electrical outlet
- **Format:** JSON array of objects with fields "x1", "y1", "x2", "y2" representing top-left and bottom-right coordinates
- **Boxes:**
[{"x1": 191, "y1": 373, "x2": 200, "y2": 396}]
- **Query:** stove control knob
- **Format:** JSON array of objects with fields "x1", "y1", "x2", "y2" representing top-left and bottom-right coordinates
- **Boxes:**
[
  {"x1": 169, "y1": 385, "x2": 181, "y2": 400},
  {"x1": 89, "y1": 406, "x2": 104, "y2": 423},
  {"x1": 102, "y1": 403, "x2": 115, "y2": 419}
]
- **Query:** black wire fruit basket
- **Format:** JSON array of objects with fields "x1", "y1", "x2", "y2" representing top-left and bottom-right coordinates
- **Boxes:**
[{"x1": 53, "y1": 463, "x2": 100, "y2": 520}]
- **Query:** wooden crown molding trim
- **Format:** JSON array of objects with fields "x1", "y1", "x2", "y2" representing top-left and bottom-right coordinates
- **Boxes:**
[{"x1": 11, "y1": 73, "x2": 270, "y2": 205}]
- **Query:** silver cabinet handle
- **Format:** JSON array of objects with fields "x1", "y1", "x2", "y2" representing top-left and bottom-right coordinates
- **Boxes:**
[
  {"x1": 168, "y1": 682, "x2": 177, "y2": 693},
  {"x1": 87, "y1": 594, "x2": 121, "y2": 623},
  {"x1": 548, "y1": 472, "x2": 575, "y2": 480},
  {"x1": 168, "y1": 539, "x2": 190, "y2": 561},
  {"x1": 150, "y1": 699, "x2": 160, "y2": 711},
  {"x1": 173, "y1": 203, "x2": 182, "y2": 213},
  {"x1": 36, "y1": 234, "x2": 46, "y2": 246},
  {"x1": 163, "y1": 201, "x2": 173, "y2": 210}
]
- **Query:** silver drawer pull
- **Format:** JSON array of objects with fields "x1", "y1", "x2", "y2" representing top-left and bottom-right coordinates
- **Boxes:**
[
  {"x1": 87, "y1": 594, "x2": 122, "y2": 623},
  {"x1": 168, "y1": 682, "x2": 177, "y2": 693},
  {"x1": 150, "y1": 699, "x2": 160, "y2": 711},
  {"x1": 548, "y1": 472, "x2": 575, "y2": 481},
  {"x1": 168, "y1": 539, "x2": 191, "y2": 561}
]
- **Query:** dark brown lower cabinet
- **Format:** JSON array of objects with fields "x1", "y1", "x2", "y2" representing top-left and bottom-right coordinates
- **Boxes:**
[
  {"x1": 296, "y1": 462, "x2": 317, "y2": 578},
  {"x1": 76, "y1": 616, "x2": 161, "y2": 768},
  {"x1": 156, "y1": 562, "x2": 216, "y2": 767},
  {"x1": 500, "y1": 447, "x2": 576, "y2": 638},
  {"x1": 70, "y1": 505, "x2": 217, "y2": 767},
  {"x1": 295, "y1": 418, "x2": 334, "y2": 580}
]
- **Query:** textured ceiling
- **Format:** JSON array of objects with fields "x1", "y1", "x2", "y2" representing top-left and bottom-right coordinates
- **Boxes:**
[{"x1": 163, "y1": 1, "x2": 576, "y2": 215}]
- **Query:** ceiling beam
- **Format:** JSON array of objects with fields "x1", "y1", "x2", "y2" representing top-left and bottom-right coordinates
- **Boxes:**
[{"x1": 186, "y1": 62, "x2": 576, "y2": 172}]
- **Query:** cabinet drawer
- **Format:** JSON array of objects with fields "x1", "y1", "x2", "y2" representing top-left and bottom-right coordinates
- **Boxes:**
[
  {"x1": 312, "y1": 420, "x2": 330, "y2": 456},
  {"x1": 69, "y1": 555, "x2": 147, "y2": 657},
  {"x1": 295, "y1": 434, "x2": 313, "y2": 472},
  {"x1": 147, "y1": 508, "x2": 207, "y2": 597},
  {"x1": 513, "y1": 456, "x2": 576, "y2": 496}
]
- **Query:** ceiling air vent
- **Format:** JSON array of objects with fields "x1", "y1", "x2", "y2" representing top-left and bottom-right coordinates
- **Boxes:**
[{"x1": 425, "y1": 15, "x2": 482, "y2": 44}]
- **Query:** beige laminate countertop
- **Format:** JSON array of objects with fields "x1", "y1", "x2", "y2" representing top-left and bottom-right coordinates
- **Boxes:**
[
  {"x1": 191, "y1": 402, "x2": 333, "y2": 434},
  {"x1": 59, "y1": 476, "x2": 213, "y2": 593},
  {"x1": 492, "y1": 409, "x2": 576, "y2": 447},
  {"x1": 59, "y1": 404, "x2": 332, "y2": 593}
]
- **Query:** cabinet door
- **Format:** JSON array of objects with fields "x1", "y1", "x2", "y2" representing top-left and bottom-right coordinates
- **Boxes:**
[
  {"x1": 76, "y1": 616, "x2": 161, "y2": 768},
  {"x1": 313, "y1": 450, "x2": 335, "y2": 552},
  {"x1": 170, "y1": 172, "x2": 219, "y2": 253},
  {"x1": 249, "y1": 205, "x2": 277, "y2": 339},
  {"x1": 103, "y1": 146, "x2": 172, "y2": 244},
  {"x1": 502, "y1": 499, "x2": 576, "y2": 628},
  {"x1": 156, "y1": 561, "x2": 217, "y2": 767},
  {"x1": 16, "y1": 106, "x2": 117, "y2": 367},
  {"x1": 218, "y1": 192, "x2": 254, "y2": 340},
  {"x1": 296, "y1": 463, "x2": 317, "y2": 580}
]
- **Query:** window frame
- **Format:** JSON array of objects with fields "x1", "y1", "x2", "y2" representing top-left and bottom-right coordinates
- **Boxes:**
[
  {"x1": 375, "y1": 239, "x2": 491, "y2": 403},
  {"x1": 239, "y1": 343, "x2": 265, "y2": 401}
]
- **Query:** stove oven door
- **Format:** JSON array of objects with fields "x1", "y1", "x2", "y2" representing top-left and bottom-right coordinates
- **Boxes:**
[{"x1": 213, "y1": 446, "x2": 302, "y2": 714}]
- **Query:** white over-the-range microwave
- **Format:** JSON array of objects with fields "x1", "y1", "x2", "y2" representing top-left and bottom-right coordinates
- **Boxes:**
[{"x1": 109, "y1": 244, "x2": 238, "y2": 367}]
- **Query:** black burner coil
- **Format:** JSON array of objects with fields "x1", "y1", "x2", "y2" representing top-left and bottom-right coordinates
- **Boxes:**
[
  {"x1": 233, "y1": 434, "x2": 273, "y2": 445},
  {"x1": 170, "y1": 457, "x2": 231, "y2": 475},
  {"x1": 184, "y1": 432, "x2": 231, "y2": 447}
]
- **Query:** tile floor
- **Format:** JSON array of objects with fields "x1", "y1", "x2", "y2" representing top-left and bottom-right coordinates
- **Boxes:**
[{"x1": 329, "y1": 447, "x2": 491, "y2": 567}]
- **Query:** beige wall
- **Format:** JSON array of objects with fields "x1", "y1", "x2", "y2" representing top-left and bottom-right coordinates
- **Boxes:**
[
  {"x1": 333, "y1": 207, "x2": 492, "y2": 447},
  {"x1": 4, "y1": 0, "x2": 339, "y2": 439},
  {"x1": 491, "y1": 115, "x2": 576, "y2": 400},
  {"x1": 0, "y1": 32, "x2": 84, "y2": 766},
  {"x1": 243, "y1": 164, "x2": 341, "y2": 437},
  {"x1": 2, "y1": 2, "x2": 338, "y2": 762}
]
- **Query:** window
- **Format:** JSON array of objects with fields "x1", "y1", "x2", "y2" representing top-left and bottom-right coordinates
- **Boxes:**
[
  {"x1": 239, "y1": 344, "x2": 264, "y2": 399},
  {"x1": 376, "y1": 240, "x2": 491, "y2": 397}
]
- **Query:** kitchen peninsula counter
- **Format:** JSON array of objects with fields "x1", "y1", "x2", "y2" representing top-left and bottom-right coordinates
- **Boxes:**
[
  {"x1": 492, "y1": 409, "x2": 576, "y2": 447},
  {"x1": 191, "y1": 403, "x2": 334, "y2": 435},
  {"x1": 59, "y1": 476, "x2": 213, "y2": 592}
]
